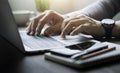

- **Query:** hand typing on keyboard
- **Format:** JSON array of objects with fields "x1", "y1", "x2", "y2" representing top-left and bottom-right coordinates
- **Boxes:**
[
  {"x1": 26, "y1": 10, "x2": 64, "y2": 36},
  {"x1": 26, "y1": 10, "x2": 105, "y2": 39}
]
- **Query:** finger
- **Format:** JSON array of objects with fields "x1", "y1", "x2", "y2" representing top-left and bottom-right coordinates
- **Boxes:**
[
  {"x1": 31, "y1": 12, "x2": 46, "y2": 35},
  {"x1": 70, "y1": 23, "x2": 91, "y2": 35},
  {"x1": 61, "y1": 19, "x2": 80, "y2": 38},
  {"x1": 31, "y1": 19, "x2": 39, "y2": 35},
  {"x1": 61, "y1": 19, "x2": 88, "y2": 38},
  {"x1": 61, "y1": 16, "x2": 82, "y2": 30},
  {"x1": 44, "y1": 26, "x2": 55, "y2": 36},
  {"x1": 26, "y1": 22, "x2": 32, "y2": 35},
  {"x1": 35, "y1": 12, "x2": 53, "y2": 35},
  {"x1": 44, "y1": 23, "x2": 61, "y2": 36},
  {"x1": 35, "y1": 12, "x2": 46, "y2": 20}
]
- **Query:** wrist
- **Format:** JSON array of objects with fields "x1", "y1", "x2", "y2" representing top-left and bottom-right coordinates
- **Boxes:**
[
  {"x1": 112, "y1": 21, "x2": 120, "y2": 38},
  {"x1": 94, "y1": 21, "x2": 105, "y2": 38}
]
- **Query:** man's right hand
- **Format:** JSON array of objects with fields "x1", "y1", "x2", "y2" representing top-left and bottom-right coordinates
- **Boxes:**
[{"x1": 26, "y1": 10, "x2": 64, "y2": 36}]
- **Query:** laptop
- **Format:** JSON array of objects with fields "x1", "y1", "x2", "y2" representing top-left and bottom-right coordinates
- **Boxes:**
[{"x1": 0, "y1": 0, "x2": 95, "y2": 54}]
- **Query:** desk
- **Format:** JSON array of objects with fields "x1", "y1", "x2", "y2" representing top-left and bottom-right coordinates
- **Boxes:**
[
  {"x1": 6, "y1": 54, "x2": 120, "y2": 73},
  {"x1": 1, "y1": 27, "x2": 120, "y2": 73}
]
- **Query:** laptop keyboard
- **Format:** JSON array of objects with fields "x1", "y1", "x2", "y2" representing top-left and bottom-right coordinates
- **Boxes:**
[{"x1": 19, "y1": 31, "x2": 65, "y2": 50}]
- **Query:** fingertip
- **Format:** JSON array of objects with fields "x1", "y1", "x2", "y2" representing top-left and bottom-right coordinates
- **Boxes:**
[
  {"x1": 44, "y1": 32, "x2": 49, "y2": 36},
  {"x1": 35, "y1": 33, "x2": 39, "y2": 36},
  {"x1": 70, "y1": 33, "x2": 74, "y2": 36},
  {"x1": 26, "y1": 29, "x2": 31, "y2": 35},
  {"x1": 44, "y1": 30, "x2": 49, "y2": 36},
  {"x1": 60, "y1": 33, "x2": 66, "y2": 39},
  {"x1": 61, "y1": 36, "x2": 66, "y2": 40},
  {"x1": 26, "y1": 23, "x2": 32, "y2": 35},
  {"x1": 36, "y1": 28, "x2": 41, "y2": 36},
  {"x1": 27, "y1": 32, "x2": 30, "y2": 35},
  {"x1": 31, "y1": 31, "x2": 35, "y2": 36},
  {"x1": 35, "y1": 31, "x2": 40, "y2": 36},
  {"x1": 70, "y1": 32, "x2": 76, "y2": 36}
]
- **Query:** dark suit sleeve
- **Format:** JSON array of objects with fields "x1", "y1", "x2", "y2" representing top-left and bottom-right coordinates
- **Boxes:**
[{"x1": 65, "y1": 0, "x2": 120, "y2": 20}]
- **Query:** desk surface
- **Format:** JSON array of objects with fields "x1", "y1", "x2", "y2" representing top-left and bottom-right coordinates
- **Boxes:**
[
  {"x1": 1, "y1": 27, "x2": 120, "y2": 73},
  {"x1": 7, "y1": 54, "x2": 120, "y2": 73}
]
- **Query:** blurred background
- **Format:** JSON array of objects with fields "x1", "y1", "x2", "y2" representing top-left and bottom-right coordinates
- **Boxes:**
[
  {"x1": 9, "y1": 0, "x2": 97, "y2": 14},
  {"x1": 8, "y1": 0, "x2": 120, "y2": 26}
]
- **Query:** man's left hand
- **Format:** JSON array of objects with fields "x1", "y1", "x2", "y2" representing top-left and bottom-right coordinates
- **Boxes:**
[{"x1": 61, "y1": 14, "x2": 105, "y2": 38}]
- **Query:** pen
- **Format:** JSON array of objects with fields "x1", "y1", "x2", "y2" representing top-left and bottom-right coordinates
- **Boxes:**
[
  {"x1": 71, "y1": 43, "x2": 108, "y2": 59},
  {"x1": 80, "y1": 47, "x2": 116, "y2": 59}
]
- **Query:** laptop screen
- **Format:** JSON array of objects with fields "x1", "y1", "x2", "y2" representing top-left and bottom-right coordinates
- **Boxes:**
[{"x1": 0, "y1": 0, "x2": 25, "y2": 53}]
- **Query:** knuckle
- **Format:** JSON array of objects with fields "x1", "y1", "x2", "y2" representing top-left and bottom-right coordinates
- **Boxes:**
[
  {"x1": 63, "y1": 19, "x2": 68, "y2": 23},
  {"x1": 47, "y1": 10, "x2": 55, "y2": 14},
  {"x1": 62, "y1": 19, "x2": 68, "y2": 25},
  {"x1": 81, "y1": 25, "x2": 89, "y2": 30},
  {"x1": 30, "y1": 17, "x2": 36, "y2": 21},
  {"x1": 77, "y1": 14, "x2": 87, "y2": 18},
  {"x1": 45, "y1": 10, "x2": 53, "y2": 12},
  {"x1": 38, "y1": 20, "x2": 45, "y2": 24},
  {"x1": 77, "y1": 14, "x2": 85, "y2": 17},
  {"x1": 80, "y1": 25, "x2": 86, "y2": 28},
  {"x1": 34, "y1": 17, "x2": 38, "y2": 22},
  {"x1": 69, "y1": 21, "x2": 75, "y2": 25},
  {"x1": 49, "y1": 10, "x2": 55, "y2": 13}
]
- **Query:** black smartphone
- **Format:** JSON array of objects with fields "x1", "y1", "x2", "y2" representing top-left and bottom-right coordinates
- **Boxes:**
[{"x1": 66, "y1": 41, "x2": 95, "y2": 51}]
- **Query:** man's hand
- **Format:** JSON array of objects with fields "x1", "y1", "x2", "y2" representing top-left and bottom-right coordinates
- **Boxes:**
[
  {"x1": 61, "y1": 14, "x2": 105, "y2": 38},
  {"x1": 26, "y1": 10, "x2": 64, "y2": 36}
]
